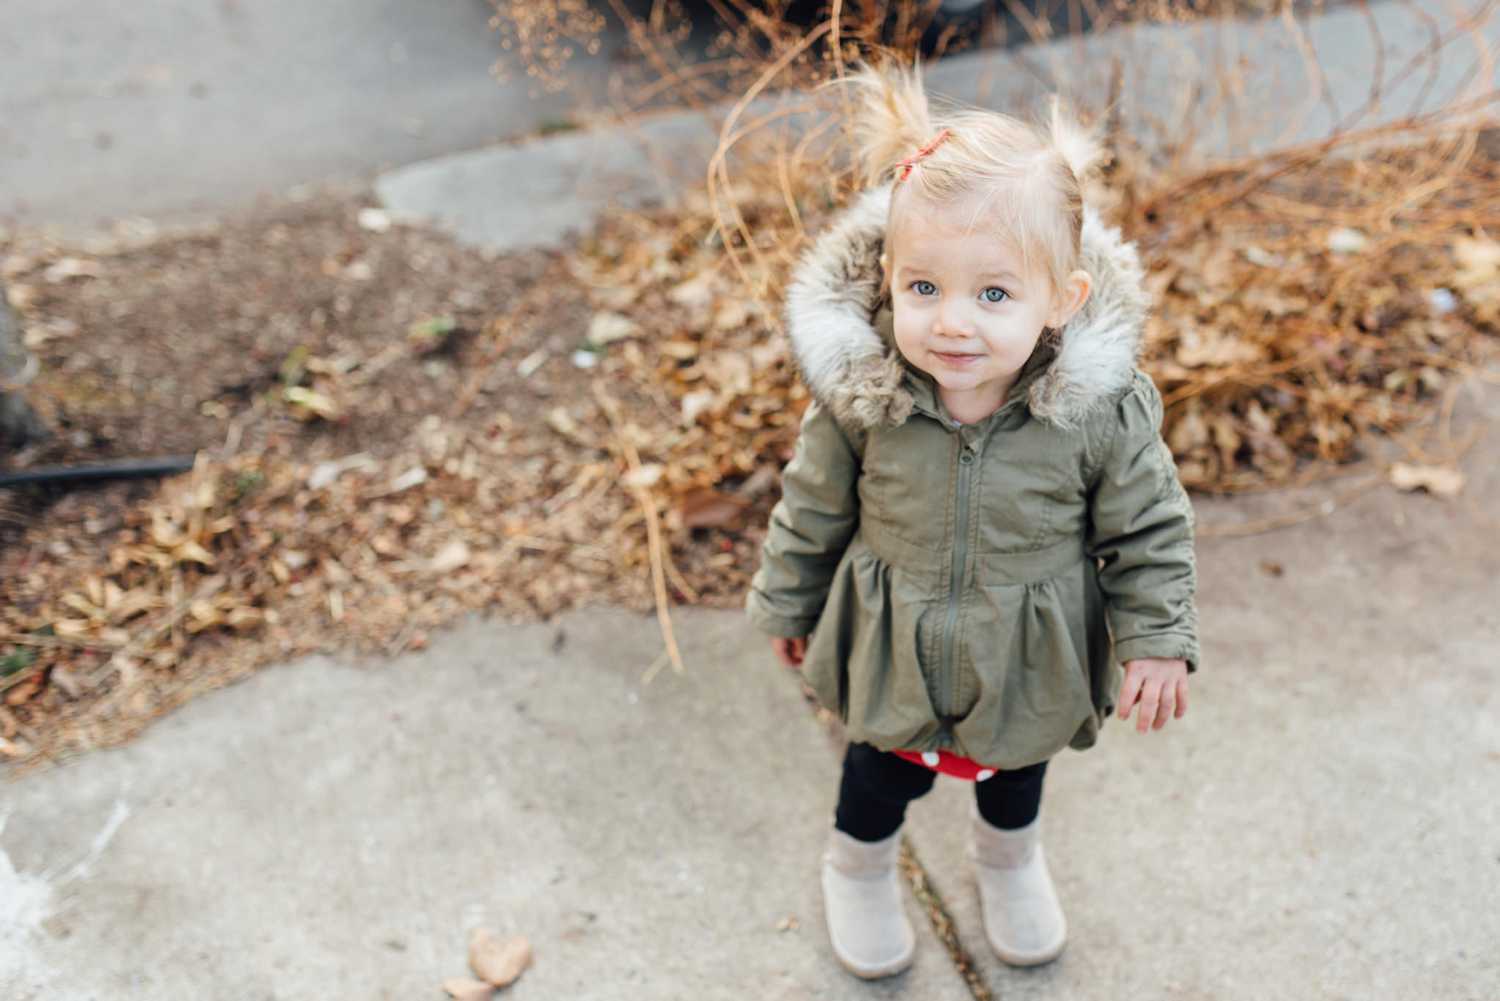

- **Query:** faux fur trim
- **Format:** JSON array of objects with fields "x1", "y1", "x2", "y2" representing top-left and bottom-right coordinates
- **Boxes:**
[{"x1": 783, "y1": 184, "x2": 1150, "y2": 430}]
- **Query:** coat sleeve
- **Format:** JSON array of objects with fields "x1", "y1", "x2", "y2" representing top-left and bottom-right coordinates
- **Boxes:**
[
  {"x1": 1084, "y1": 370, "x2": 1201, "y2": 672},
  {"x1": 745, "y1": 398, "x2": 862, "y2": 638}
]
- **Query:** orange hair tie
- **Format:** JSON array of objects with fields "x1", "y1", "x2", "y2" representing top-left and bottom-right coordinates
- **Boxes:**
[{"x1": 896, "y1": 128, "x2": 951, "y2": 182}]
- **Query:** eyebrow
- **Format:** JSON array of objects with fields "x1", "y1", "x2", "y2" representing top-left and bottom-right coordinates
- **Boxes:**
[{"x1": 896, "y1": 265, "x2": 1023, "y2": 284}]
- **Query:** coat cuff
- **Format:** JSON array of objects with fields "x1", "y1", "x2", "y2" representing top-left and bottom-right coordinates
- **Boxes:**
[
  {"x1": 744, "y1": 593, "x2": 819, "y2": 638},
  {"x1": 1113, "y1": 634, "x2": 1200, "y2": 674}
]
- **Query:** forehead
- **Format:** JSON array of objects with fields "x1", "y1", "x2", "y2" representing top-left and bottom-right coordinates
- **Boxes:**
[
  {"x1": 894, "y1": 219, "x2": 1026, "y2": 277},
  {"x1": 888, "y1": 192, "x2": 1028, "y2": 275}
]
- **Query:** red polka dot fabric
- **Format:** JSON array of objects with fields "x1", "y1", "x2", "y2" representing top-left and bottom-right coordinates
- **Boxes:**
[{"x1": 891, "y1": 748, "x2": 998, "y2": 782}]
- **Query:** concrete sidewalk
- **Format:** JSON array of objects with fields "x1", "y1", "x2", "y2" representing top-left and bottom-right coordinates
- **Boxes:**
[{"x1": 1, "y1": 607, "x2": 970, "y2": 1000}]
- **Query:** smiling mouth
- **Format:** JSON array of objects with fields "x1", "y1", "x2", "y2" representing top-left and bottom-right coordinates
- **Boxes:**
[{"x1": 933, "y1": 351, "x2": 982, "y2": 362}]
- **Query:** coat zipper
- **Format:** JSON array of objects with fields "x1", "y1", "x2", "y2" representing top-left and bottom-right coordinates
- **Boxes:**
[{"x1": 940, "y1": 435, "x2": 974, "y2": 722}]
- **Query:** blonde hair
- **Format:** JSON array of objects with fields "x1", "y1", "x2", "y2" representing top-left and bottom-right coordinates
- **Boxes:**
[{"x1": 841, "y1": 60, "x2": 1106, "y2": 296}]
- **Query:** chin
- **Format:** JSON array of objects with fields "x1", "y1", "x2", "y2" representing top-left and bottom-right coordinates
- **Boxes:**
[{"x1": 929, "y1": 369, "x2": 973, "y2": 387}]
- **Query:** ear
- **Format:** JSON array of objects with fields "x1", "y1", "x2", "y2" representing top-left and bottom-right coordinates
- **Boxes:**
[
  {"x1": 879, "y1": 250, "x2": 892, "y2": 298},
  {"x1": 1047, "y1": 269, "x2": 1092, "y2": 328}
]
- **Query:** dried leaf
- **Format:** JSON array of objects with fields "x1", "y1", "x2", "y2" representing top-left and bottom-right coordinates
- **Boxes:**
[
  {"x1": 357, "y1": 208, "x2": 393, "y2": 233},
  {"x1": 428, "y1": 540, "x2": 472, "y2": 574},
  {"x1": 1388, "y1": 462, "x2": 1465, "y2": 498},
  {"x1": 667, "y1": 273, "x2": 716, "y2": 309},
  {"x1": 468, "y1": 928, "x2": 532, "y2": 988},
  {"x1": 225, "y1": 607, "x2": 264, "y2": 630},
  {"x1": 62, "y1": 592, "x2": 104, "y2": 620},
  {"x1": 587, "y1": 311, "x2": 639, "y2": 346},
  {"x1": 442, "y1": 978, "x2": 494, "y2": 1001},
  {"x1": 1452, "y1": 236, "x2": 1500, "y2": 292},
  {"x1": 4, "y1": 673, "x2": 43, "y2": 706},
  {"x1": 173, "y1": 541, "x2": 217, "y2": 567},
  {"x1": 382, "y1": 468, "x2": 428, "y2": 496},
  {"x1": 1175, "y1": 327, "x2": 1266, "y2": 368},
  {"x1": 50, "y1": 665, "x2": 87, "y2": 700},
  {"x1": 681, "y1": 389, "x2": 716, "y2": 426},
  {"x1": 546, "y1": 407, "x2": 582, "y2": 440},
  {"x1": 701, "y1": 352, "x2": 752, "y2": 395},
  {"x1": 308, "y1": 453, "x2": 378, "y2": 491},
  {"x1": 516, "y1": 348, "x2": 549, "y2": 377},
  {"x1": 4, "y1": 282, "x2": 37, "y2": 310},
  {"x1": 1326, "y1": 228, "x2": 1368, "y2": 254},
  {"x1": 43, "y1": 257, "x2": 102, "y2": 283},
  {"x1": 283, "y1": 386, "x2": 341, "y2": 421},
  {"x1": 680, "y1": 488, "x2": 750, "y2": 530},
  {"x1": 712, "y1": 298, "x2": 752, "y2": 330},
  {"x1": 622, "y1": 464, "x2": 664, "y2": 490},
  {"x1": 658, "y1": 340, "x2": 699, "y2": 360}
]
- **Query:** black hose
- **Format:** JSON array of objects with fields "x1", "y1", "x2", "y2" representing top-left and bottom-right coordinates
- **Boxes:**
[{"x1": 0, "y1": 455, "x2": 197, "y2": 489}]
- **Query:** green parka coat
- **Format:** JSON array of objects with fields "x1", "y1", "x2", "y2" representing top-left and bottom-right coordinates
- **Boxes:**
[{"x1": 746, "y1": 185, "x2": 1200, "y2": 768}]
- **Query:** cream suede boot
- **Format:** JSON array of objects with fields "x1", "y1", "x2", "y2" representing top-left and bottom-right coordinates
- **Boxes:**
[
  {"x1": 970, "y1": 807, "x2": 1067, "y2": 966},
  {"x1": 820, "y1": 827, "x2": 916, "y2": 979}
]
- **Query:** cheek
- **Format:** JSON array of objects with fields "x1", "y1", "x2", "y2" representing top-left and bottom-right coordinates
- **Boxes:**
[{"x1": 892, "y1": 314, "x2": 924, "y2": 353}]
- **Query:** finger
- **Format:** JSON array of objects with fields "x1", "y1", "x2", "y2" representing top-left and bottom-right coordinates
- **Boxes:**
[
  {"x1": 1153, "y1": 686, "x2": 1174, "y2": 729},
  {"x1": 1174, "y1": 677, "x2": 1189, "y2": 718},
  {"x1": 1136, "y1": 678, "x2": 1162, "y2": 733},
  {"x1": 1117, "y1": 667, "x2": 1143, "y2": 719}
]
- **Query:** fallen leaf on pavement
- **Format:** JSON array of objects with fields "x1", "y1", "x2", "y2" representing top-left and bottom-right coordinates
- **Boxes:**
[
  {"x1": 468, "y1": 928, "x2": 533, "y2": 988},
  {"x1": 1388, "y1": 462, "x2": 1465, "y2": 497},
  {"x1": 442, "y1": 977, "x2": 494, "y2": 1000}
]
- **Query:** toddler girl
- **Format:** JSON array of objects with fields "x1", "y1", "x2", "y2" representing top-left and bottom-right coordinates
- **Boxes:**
[{"x1": 746, "y1": 63, "x2": 1200, "y2": 979}]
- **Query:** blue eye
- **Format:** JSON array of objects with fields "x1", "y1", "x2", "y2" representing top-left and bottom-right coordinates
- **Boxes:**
[
  {"x1": 982, "y1": 287, "x2": 1009, "y2": 303},
  {"x1": 910, "y1": 280, "x2": 937, "y2": 296}
]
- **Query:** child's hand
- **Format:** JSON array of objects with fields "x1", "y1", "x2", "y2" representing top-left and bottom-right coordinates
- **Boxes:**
[
  {"x1": 1117, "y1": 658, "x2": 1189, "y2": 733},
  {"x1": 771, "y1": 636, "x2": 808, "y2": 668}
]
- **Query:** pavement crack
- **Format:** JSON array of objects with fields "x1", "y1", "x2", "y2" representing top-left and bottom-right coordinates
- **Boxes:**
[{"x1": 900, "y1": 835, "x2": 992, "y2": 1001}]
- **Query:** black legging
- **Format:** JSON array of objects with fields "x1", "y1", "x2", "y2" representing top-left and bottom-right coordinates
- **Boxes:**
[{"x1": 834, "y1": 742, "x2": 1048, "y2": 842}]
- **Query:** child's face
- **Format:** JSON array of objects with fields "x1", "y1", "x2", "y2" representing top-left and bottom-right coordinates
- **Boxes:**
[{"x1": 885, "y1": 192, "x2": 1089, "y2": 413}]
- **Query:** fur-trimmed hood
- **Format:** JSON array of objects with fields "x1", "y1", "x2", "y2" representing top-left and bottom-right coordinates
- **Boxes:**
[{"x1": 783, "y1": 184, "x2": 1151, "y2": 431}]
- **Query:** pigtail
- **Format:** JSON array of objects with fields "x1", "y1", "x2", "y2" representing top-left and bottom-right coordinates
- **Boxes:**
[
  {"x1": 1047, "y1": 97, "x2": 1107, "y2": 187},
  {"x1": 840, "y1": 60, "x2": 937, "y2": 188}
]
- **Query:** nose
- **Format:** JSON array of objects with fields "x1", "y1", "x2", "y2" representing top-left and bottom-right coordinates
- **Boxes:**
[{"x1": 932, "y1": 298, "x2": 975, "y2": 340}]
